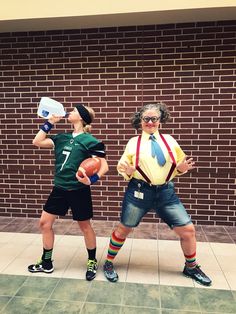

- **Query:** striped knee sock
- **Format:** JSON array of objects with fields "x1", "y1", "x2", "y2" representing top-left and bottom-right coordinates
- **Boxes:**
[
  {"x1": 185, "y1": 252, "x2": 197, "y2": 269},
  {"x1": 106, "y1": 231, "x2": 125, "y2": 262}
]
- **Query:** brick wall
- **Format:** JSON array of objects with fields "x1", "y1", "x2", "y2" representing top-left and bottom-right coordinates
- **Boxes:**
[{"x1": 0, "y1": 20, "x2": 235, "y2": 226}]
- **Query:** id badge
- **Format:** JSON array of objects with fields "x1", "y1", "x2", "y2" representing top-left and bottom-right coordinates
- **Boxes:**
[{"x1": 134, "y1": 191, "x2": 144, "y2": 199}]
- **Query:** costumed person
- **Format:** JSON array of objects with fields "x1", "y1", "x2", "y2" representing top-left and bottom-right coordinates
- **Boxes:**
[
  {"x1": 28, "y1": 103, "x2": 108, "y2": 281},
  {"x1": 103, "y1": 102, "x2": 211, "y2": 286}
]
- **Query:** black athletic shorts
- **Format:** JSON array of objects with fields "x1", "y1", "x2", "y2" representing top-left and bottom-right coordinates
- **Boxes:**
[{"x1": 43, "y1": 186, "x2": 93, "y2": 221}]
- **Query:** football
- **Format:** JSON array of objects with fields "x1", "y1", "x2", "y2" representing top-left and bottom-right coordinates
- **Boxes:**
[{"x1": 77, "y1": 157, "x2": 101, "y2": 177}]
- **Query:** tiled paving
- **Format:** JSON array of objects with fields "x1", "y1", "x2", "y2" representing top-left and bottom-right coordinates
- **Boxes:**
[{"x1": 0, "y1": 217, "x2": 236, "y2": 313}]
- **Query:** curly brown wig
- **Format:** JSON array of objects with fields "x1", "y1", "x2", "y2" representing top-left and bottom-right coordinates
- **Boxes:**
[{"x1": 130, "y1": 103, "x2": 171, "y2": 130}]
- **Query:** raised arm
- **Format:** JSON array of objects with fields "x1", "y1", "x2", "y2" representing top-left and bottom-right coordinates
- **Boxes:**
[{"x1": 32, "y1": 116, "x2": 62, "y2": 148}]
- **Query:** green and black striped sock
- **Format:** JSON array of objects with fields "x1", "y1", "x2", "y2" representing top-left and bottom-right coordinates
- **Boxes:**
[{"x1": 42, "y1": 248, "x2": 53, "y2": 262}]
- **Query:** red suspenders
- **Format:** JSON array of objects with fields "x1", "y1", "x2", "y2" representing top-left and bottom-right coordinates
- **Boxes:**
[
  {"x1": 135, "y1": 136, "x2": 152, "y2": 184},
  {"x1": 135, "y1": 134, "x2": 176, "y2": 184}
]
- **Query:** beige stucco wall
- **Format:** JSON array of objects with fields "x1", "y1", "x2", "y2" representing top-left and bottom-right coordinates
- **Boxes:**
[
  {"x1": 1, "y1": 0, "x2": 236, "y2": 19},
  {"x1": 0, "y1": 0, "x2": 236, "y2": 32}
]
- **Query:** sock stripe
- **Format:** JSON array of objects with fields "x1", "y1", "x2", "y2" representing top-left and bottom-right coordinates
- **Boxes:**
[
  {"x1": 110, "y1": 241, "x2": 124, "y2": 247},
  {"x1": 107, "y1": 250, "x2": 119, "y2": 257},
  {"x1": 184, "y1": 252, "x2": 196, "y2": 259},
  {"x1": 110, "y1": 243, "x2": 123, "y2": 250},
  {"x1": 108, "y1": 248, "x2": 120, "y2": 255}
]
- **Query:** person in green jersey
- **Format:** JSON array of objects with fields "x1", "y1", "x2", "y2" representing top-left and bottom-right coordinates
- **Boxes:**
[{"x1": 28, "y1": 104, "x2": 108, "y2": 281}]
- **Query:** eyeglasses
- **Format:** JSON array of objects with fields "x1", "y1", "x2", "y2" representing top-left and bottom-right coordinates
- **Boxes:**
[{"x1": 142, "y1": 116, "x2": 161, "y2": 123}]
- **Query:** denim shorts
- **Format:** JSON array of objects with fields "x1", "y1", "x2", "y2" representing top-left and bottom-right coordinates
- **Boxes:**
[{"x1": 121, "y1": 178, "x2": 192, "y2": 228}]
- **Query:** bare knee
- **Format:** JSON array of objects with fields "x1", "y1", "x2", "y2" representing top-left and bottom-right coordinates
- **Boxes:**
[
  {"x1": 115, "y1": 224, "x2": 132, "y2": 239},
  {"x1": 39, "y1": 219, "x2": 53, "y2": 233},
  {"x1": 78, "y1": 220, "x2": 93, "y2": 234},
  {"x1": 174, "y1": 224, "x2": 196, "y2": 240}
]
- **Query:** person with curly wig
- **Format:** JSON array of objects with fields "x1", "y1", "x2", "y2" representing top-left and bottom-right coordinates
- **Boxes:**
[{"x1": 103, "y1": 102, "x2": 212, "y2": 286}]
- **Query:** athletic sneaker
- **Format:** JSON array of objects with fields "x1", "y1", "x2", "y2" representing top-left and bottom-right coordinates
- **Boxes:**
[
  {"x1": 28, "y1": 259, "x2": 54, "y2": 273},
  {"x1": 103, "y1": 260, "x2": 119, "y2": 283},
  {"x1": 86, "y1": 259, "x2": 98, "y2": 281},
  {"x1": 183, "y1": 264, "x2": 212, "y2": 286}
]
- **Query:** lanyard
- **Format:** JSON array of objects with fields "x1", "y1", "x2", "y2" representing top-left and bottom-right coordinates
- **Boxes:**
[{"x1": 135, "y1": 134, "x2": 176, "y2": 184}]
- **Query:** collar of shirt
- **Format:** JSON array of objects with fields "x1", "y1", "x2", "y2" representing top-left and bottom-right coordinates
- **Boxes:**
[{"x1": 141, "y1": 130, "x2": 160, "y2": 141}]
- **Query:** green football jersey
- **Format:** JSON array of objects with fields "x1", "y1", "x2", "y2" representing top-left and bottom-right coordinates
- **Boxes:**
[{"x1": 50, "y1": 132, "x2": 105, "y2": 190}]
